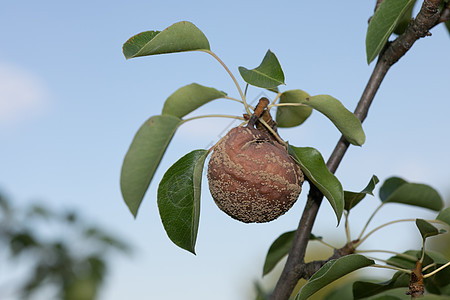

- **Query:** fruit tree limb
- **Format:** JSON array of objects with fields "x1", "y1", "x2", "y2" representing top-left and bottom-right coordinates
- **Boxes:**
[{"x1": 269, "y1": 0, "x2": 442, "y2": 299}]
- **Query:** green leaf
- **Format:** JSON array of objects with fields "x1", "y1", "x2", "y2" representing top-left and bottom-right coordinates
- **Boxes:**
[
  {"x1": 238, "y1": 50, "x2": 285, "y2": 89},
  {"x1": 306, "y1": 94, "x2": 366, "y2": 146},
  {"x1": 366, "y1": 0, "x2": 416, "y2": 64},
  {"x1": 288, "y1": 145, "x2": 344, "y2": 224},
  {"x1": 416, "y1": 219, "x2": 440, "y2": 240},
  {"x1": 431, "y1": 264, "x2": 450, "y2": 294},
  {"x1": 263, "y1": 230, "x2": 295, "y2": 276},
  {"x1": 437, "y1": 207, "x2": 450, "y2": 227},
  {"x1": 322, "y1": 281, "x2": 355, "y2": 300},
  {"x1": 393, "y1": 0, "x2": 416, "y2": 35},
  {"x1": 371, "y1": 295, "x2": 404, "y2": 300},
  {"x1": 381, "y1": 178, "x2": 443, "y2": 211},
  {"x1": 344, "y1": 175, "x2": 379, "y2": 211},
  {"x1": 157, "y1": 149, "x2": 208, "y2": 254},
  {"x1": 277, "y1": 91, "x2": 365, "y2": 145},
  {"x1": 310, "y1": 233, "x2": 323, "y2": 241},
  {"x1": 275, "y1": 90, "x2": 313, "y2": 128},
  {"x1": 161, "y1": 83, "x2": 227, "y2": 118},
  {"x1": 263, "y1": 231, "x2": 323, "y2": 276},
  {"x1": 254, "y1": 282, "x2": 270, "y2": 300},
  {"x1": 424, "y1": 250, "x2": 449, "y2": 265},
  {"x1": 379, "y1": 177, "x2": 407, "y2": 202},
  {"x1": 343, "y1": 192, "x2": 366, "y2": 211},
  {"x1": 422, "y1": 294, "x2": 450, "y2": 299},
  {"x1": 359, "y1": 175, "x2": 380, "y2": 196},
  {"x1": 353, "y1": 272, "x2": 410, "y2": 299},
  {"x1": 295, "y1": 254, "x2": 375, "y2": 300},
  {"x1": 123, "y1": 21, "x2": 210, "y2": 59},
  {"x1": 120, "y1": 115, "x2": 182, "y2": 217}
]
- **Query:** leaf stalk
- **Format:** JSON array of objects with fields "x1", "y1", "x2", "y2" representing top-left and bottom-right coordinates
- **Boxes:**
[
  {"x1": 181, "y1": 114, "x2": 245, "y2": 124},
  {"x1": 202, "y1": 50, "x2": 251, "y2": 115},
  {"x1": 371, "y1": 264, "x2": 412, "y2": 274},
  {"x1": 423, "y1": 261, "x2": 450, "y2": 278}
]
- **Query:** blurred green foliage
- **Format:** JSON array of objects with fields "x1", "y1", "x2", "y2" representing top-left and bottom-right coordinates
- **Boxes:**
[{"x1": 0, "y1": 194, "x2": 130, "y2": 300}]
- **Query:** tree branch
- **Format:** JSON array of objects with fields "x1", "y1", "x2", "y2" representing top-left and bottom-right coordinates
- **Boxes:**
[
  {"x1": 439, "y1": 1, "x2": 450, "y2": 23},
  {"x1": 269, "y1": 1, "x2": 442, "y2": 299}
]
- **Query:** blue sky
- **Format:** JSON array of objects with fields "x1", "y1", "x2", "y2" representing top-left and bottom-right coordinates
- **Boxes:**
[{"x1": 1, "y1": 1, "x2": 449, "y2": 299}]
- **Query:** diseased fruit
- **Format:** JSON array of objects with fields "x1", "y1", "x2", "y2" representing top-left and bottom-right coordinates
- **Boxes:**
[{"x1": 207, "y1": 125, "x2": 304, "y2": 223}]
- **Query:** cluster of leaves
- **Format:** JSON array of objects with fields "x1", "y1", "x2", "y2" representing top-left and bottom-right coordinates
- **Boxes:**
[
  {"x1": 0, "y1": 194, "x2": 130, "y2": 300},
  {"x1": 260, "y1": 176, "x2": 450, "y2": 299},
  {"x1": 120, "y1": 21, "x2": 365, "y2": 254},
  {"x1": 120, "y1": 0, "x2": 450, "y2": 298}
]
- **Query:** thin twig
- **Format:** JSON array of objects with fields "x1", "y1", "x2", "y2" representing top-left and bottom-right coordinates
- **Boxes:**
[
  {"x1": 356, "y1": 219, "x2": 442, "y2": 247},
  {"x1": 372, "y1": 264, "x2": 412, "y2": 274},
  {"x1": 423, "y1": 261, "x2": 450, "y2": 278},
  {"x1": 422, "y1": 262, "x2": 437, "y2": 272},
  {"x1": 344, "y1": 211, "x2": 351, "y2": 244},
  {"x1": 202, "y1": 50, "x2": 251, "y2": 115},
  {"x1": 357, "y1": 203, "x2": 384, "y2": 240},
  {"x1": 355, "y1": 249, "x2": 417, "y2": 261},
  {"x1": 223, "y1": 96, "x2": 245, "y2": 104},
  {"x1": 181, "y1": 114, "x2": 245, "y2": 124},
  {"x1": 258, "y1": 118, "x2": 287, "y2": 146},
  {"x1": 314, "y1": 239, "x2": 337, "y2": 250},
  {"x1": 269, "y1": 92, "x2": 282, "y2": 107}
]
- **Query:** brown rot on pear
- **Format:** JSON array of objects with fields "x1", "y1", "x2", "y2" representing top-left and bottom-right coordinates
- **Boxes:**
[{"x1": 207, "y1": 98, "x2": 304, "y2": 223}]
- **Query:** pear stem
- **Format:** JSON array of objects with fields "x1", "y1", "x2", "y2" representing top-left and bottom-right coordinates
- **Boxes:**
[{"x1": 247, "y1": 97, "x2": 270, "y2": 128}]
